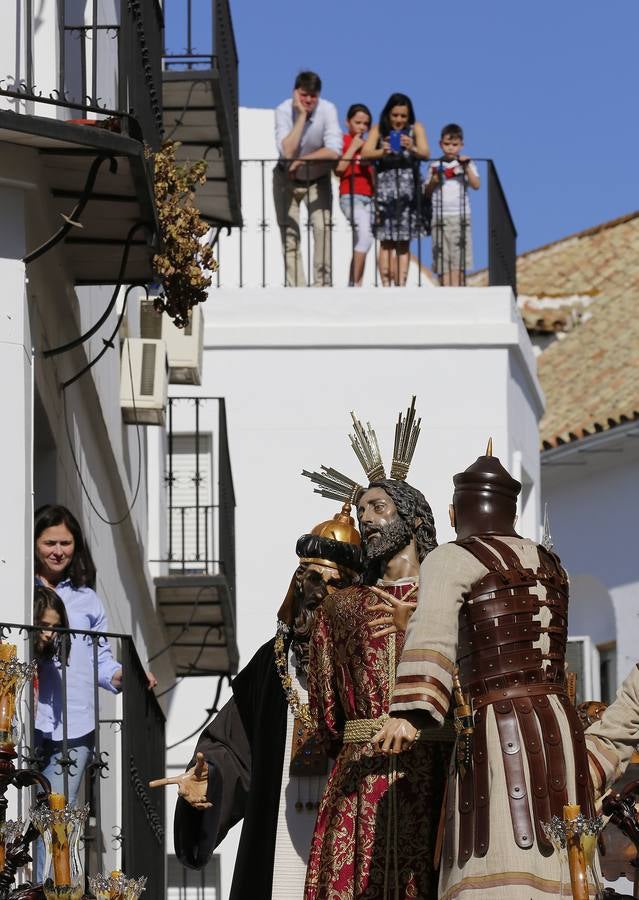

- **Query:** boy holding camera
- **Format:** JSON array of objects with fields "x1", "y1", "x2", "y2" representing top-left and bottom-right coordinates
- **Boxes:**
[{"x1": 425, "y1": 123, "x2": 480, "y2": 286}]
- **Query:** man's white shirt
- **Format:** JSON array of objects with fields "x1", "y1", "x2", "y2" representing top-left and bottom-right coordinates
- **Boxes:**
[{"x1": 274, "y1": 97, "x2": 341, "y2": 160}]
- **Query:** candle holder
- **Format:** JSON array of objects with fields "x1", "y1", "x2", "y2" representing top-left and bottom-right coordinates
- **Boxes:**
[
  {"x1": 541, "y1": 816, "x2": 569, "y2": 899},
  {"x1": 88, "y1": 873, "x2": 146, "y2": 899},
  {"x1": 541, "y1": 814, "x2": 604, "y2": 900},
  {"x1": 30, "y1": 804, "x2": 88, "y2": 900},
  {"x1": 0, "y1": 657, "x2": 37, "y2": 752}
]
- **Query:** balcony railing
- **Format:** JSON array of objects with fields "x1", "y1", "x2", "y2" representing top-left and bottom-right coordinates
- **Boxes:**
[
  {"x1": 164, "y1": 397, "x2": 236, "y2": 610},
  {"x1": 209, "y1": 157, "x2": 517, "y2": 292},
  {"x1": 1, "y1": 622, "x2": 165, "y2": 895},
  {"x1": 162, "y1": 0, "x2": 241, "y2": 226},
  {"x1": 0, "y1": 1, "x2": 164, "y2": 149}
]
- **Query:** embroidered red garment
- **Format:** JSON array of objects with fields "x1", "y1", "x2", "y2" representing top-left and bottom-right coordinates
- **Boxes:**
[{"x1": 304, "y1": 582, "x2": 447, "y2": 900}]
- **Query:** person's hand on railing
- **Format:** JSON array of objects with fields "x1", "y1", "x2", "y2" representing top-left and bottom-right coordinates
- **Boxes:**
[
  {"x1": 110, "y1": 668, "x2": 158, "y2": 690},
  {"x1": 368, "y1": 586, "x2": 417, "y2": 637},
  {"x1": 149, "y1": 751, "x2": 211, "y2": 809}
]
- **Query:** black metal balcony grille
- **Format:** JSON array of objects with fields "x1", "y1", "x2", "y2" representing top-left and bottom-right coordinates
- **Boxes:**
[
  {"x1": 1, "y1": 0, "x2": 164, "y2": 149},
  {"x1": 1, "y1": 621, "x2": 165, "y2": 896}
]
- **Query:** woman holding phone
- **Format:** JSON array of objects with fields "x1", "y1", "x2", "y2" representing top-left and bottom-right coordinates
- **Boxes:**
[{"x1": 362, "y1": 93, "x2": 429, "y2": 286}]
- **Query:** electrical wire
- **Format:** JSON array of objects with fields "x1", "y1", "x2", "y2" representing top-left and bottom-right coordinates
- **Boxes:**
[
  {"x1": 62, "y1": 336, "x2": 142, "y2": 527},
  {"x1": 166, "y1": 673, "x2": 231, "y2": 751}
]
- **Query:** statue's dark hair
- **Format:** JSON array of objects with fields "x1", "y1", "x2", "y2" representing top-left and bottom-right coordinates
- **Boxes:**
[
  {"x1": 358, "y1": 479, "x2": 437, "y2": 581},
  {"x1": 295, "y1": 534, "x2": 363, "y2": 574},
  {"x1": 34, "y1": 505, "x2": 96, "y2": 590}
]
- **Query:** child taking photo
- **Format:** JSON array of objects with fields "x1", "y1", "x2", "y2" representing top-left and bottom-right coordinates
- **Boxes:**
[
  {"x1": 425, "y1": 123, "x2": 480, "y2": 286},
  {"x1": 335, "y1": 103, "x2": 374, "y2": 286}
]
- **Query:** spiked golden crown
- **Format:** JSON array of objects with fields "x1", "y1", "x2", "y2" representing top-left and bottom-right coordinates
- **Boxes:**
[{"x1": 302, "y1": 397, "x2": 422, "y2": 504}]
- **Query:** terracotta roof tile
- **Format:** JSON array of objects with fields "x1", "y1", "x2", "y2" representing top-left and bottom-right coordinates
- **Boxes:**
[{"x1": 473, "y1": 211, "x2": 639, "y2": 448}]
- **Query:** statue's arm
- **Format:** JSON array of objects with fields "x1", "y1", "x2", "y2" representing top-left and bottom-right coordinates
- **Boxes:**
[
  {"x1": 174, "y1": 696, "x2": 251, "y2": 869},
  {"x1": 586, "y1": 663, "x2": 639, "y2": 798}
]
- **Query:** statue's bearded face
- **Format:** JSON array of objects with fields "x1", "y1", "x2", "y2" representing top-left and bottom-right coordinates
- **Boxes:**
[{"x1": 357, "y1": 487, "x2": 413, "y2": 561}]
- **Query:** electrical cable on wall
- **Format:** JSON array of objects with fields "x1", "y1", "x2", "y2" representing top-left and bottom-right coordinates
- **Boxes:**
[{"x1": 62, "y1": 335, "x2": 142, "y2": 527}]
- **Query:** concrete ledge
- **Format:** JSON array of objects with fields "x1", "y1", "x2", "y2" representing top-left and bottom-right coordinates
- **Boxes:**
[{"x1": 203, "y1": 286, "x2": 542, "y2": 413}]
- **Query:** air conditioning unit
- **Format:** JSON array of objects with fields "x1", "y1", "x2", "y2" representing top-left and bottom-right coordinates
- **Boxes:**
[
  {"x1": 120, "y1": 338, "x2": 168, "y2": 426},
  {"x1": 140, "y1": 301, "x2": 203, "y2": 385}
]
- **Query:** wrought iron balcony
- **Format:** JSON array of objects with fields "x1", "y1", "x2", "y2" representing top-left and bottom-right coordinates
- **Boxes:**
[
  {"x1": 162, "y1": 0, "x2": 242, "y2": 228},
  {"x1": 153, "y1": 397, "x2": 238, "y2": 677},
  {"x1": 0, "y1": 622, "x2": 165, "y2": 896},
  {"x1": 0, "y1": 1, "x2": 164, "y2": 283},
  {"x1": 209, "y1": 157, "x2": 516, "y2": 292}
]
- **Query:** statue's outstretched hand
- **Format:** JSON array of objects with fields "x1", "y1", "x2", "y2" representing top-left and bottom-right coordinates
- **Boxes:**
[
  {"x1": 368, "y1": 586, "x2": 417, "y2": 637},
  {"x1": 149, "y1": 751, "x2": 212, "y2": 809}
]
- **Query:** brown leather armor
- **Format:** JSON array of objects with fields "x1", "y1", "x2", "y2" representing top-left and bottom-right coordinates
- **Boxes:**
[{"x1": 442, "y1": 535, "x2": 593, "y2": 871}]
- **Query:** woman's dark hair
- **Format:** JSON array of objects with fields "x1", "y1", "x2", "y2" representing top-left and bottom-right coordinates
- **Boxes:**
[
  {"x1": 34, "y1": 505, "x2": 96, "y2": 589},
  {"x1": 34, "y1": 584, "x2": 71, "y2": 663},
  {"x1": 379, "y1": 93, "x2": 416, "y2": 136},
  {"x1": 346, "y1": 103, "x2": 372, "y2": 123}
]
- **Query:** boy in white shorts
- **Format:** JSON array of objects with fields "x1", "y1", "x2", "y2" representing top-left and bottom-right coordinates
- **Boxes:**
[{"x1": 425, "y1": 123, "x2": 480, "y2": 286}]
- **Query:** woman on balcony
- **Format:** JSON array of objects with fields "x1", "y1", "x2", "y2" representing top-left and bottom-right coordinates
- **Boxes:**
[
  {"x1": 33, "y1": 504, "x2": 125, "y2": 814},
  {"x1": 362, "y1": 93, "x2": 430, "y2": 287}
]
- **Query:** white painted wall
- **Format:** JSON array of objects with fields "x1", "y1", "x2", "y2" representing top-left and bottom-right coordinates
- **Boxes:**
[
  {"x1": 162, "y1": 284, "x2": 544, "y2": 896},
  {"x1": 542, "y1": 428, "x2": 639, "y2": 685},
  {"x1": 0, "y1": 187, "x2": 32, "y2": 626}
]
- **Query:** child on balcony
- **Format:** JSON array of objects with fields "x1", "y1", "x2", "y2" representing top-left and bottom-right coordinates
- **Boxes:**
[
  {"x1": 34, "y1": 584, "x2": 71, "y2": 666},
  {"x1": 335, "y1": 104, "x2": 374, "y2": 286},
  {"x1": 425, "y1": 123, "x2": 480, "y2": 286}
]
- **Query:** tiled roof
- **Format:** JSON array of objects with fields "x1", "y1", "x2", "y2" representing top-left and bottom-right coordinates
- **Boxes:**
[{"x1": 473, "y1": 211, "x2": 639, "y2": 448}]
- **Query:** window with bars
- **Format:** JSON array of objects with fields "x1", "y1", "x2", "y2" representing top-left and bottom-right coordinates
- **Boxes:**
[
  {"x1": 167, "y1": 854, "x2": 221, "y2": 900},
  {"x1": 167, "y1": 432, "x2": 214, "y2": 571}
]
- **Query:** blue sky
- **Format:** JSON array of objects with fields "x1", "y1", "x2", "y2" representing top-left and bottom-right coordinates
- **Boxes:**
[{"x1": 165, "y1": 0, "x2": 639, "y2": 253}]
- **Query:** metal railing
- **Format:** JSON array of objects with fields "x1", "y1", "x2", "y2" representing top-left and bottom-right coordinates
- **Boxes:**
[
  {"x1": 0, "y1": 622, "x2": 165, "y2": 895},
  {"x1": 0, "y1": 1, "x2": 164, "y2": 149},
  {"x1": 210, "y1": 157, "x2": 517, "y2": 292},
  {"x1": 164, "y1": 397, "x2": 236, "y2": 612},
  {"x1": 162, "y1": 0, "x2": 241, "y2": 215}
]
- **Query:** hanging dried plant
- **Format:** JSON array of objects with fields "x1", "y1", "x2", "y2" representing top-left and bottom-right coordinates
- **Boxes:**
[{"x1": 148, "y1": 141, "x2": 218, "y2": 328}]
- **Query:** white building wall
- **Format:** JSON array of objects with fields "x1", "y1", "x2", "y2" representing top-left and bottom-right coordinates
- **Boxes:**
[
  {"x1": 164, "y1": 285, "x2": 544, "y2": 897},
  {"x1": 542, "y1": 429, "x2": 639, "y2": 685}
]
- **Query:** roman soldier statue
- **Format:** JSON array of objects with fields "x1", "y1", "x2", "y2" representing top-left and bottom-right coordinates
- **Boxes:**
[
  {"x1": 374, "y1": 441, "x2": 595, "y2": 900},
  {"x1": 302, "y1": 398, "x2": 448, "y2": 900}
]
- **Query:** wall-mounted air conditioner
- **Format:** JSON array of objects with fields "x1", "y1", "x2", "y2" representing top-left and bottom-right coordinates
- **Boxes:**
[
  {"x1": 140, "y1": 301, "x2": 203, "y2": 385},
  {"x1": 120, "y1": 338, "x2": 168, "y2": 426}
]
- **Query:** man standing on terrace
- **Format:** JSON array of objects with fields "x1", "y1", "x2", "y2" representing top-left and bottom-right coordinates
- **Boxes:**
[{"x1": 273, "y1": 71, "x2": 341, "y2": 287}]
